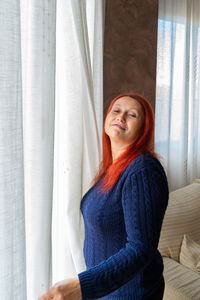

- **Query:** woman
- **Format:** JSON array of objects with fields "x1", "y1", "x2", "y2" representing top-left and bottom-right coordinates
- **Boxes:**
[{"x1": 39, "y1": 93, "x2": 169, "y2": 300}]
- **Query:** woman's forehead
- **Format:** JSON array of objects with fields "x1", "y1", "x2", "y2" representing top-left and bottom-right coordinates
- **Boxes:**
[{"x1": 113, "y1": 96, "x2": 142, "y2": 110}]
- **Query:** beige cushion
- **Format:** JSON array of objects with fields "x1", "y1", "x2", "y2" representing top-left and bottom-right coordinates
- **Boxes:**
[
  {"x1": 194, "y1": 179, "x2": 200, "y2": 184},
  {"x1": 163, "y1": 257, "x2": 200, "y2": 300},
  {"x1": 158, "y1": 182, "x2": 200, "y2": 261},
  {"x1": 179, "y1": 234, "x2": 200, "y2": 274}
]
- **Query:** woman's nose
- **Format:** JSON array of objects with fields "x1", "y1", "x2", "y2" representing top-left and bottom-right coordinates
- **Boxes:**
[{"x1": 116, "y1": 112, "x2": 126, "y2": 122}]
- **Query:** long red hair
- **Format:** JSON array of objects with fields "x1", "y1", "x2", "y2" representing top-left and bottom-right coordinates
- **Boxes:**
[{"x1": 92, "y1": 93, "x2": 158, "y2": 192}]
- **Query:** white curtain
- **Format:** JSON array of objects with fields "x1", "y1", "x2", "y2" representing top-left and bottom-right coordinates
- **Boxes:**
[
  {"x1": 52, "y1": 0, "x2": 104, "y2": 285},
  {"x1": 0, "y1": 1, "x2": 27, "y2": 299},
  {"x1": 0, "y1": 0, "x2": 104, "y2": 299},
  {"x1": 155, "y1": 0, "x2": 200, "y2": 191}
]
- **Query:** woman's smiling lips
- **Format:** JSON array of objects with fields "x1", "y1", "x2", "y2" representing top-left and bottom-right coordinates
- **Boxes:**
[{"x1": 112, "y1": 124, "x2": 126, "y2": 130}]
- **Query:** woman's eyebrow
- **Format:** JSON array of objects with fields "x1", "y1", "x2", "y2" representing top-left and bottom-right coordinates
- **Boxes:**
[{"x1": 129, "y1": 107, "x2": 139, "y2": 111}]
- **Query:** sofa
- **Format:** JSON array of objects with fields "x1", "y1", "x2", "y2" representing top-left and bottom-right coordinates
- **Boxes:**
[{"x1": 158, "y1": 179, "x2": 200, "y2": 300}]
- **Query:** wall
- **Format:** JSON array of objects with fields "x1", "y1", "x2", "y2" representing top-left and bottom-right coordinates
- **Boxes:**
[{"x1": 103, "y1": 0, "x2": 158, "y2": 117}]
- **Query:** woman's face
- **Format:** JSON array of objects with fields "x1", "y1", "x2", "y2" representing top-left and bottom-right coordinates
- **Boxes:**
[{"x1": 105, "y1": 96, "x2": 144, "y2": 147}]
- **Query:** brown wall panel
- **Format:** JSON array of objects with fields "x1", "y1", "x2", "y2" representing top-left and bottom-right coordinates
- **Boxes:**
[{"x1": 103, "y1": 0, "x2": 158, "y2": 117}]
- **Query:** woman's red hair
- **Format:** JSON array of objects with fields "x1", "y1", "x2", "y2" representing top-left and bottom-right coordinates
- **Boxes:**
[{"x1": 92, "y1": 93, "x2": 158, "y2": 192}]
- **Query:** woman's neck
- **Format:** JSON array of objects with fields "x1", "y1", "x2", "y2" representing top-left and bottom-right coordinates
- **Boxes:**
[{"x1": 111, "y1": 142, "x2": 129, "y2": 162}]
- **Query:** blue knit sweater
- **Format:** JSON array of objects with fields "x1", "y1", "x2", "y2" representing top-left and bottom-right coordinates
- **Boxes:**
[{"x1": 78, "y1": 153, "x2": 169, "y2": 299}]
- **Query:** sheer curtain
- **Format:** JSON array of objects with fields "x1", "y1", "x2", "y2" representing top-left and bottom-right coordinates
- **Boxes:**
[
  {"x1": 155, "y1": 0, "x2": 200, "y2": 191},
  {"x1": 52, "y1": 0, "x2": 104, "y2": 285},
  {"x1": 0, "y1": 0, "x2": 105, "y2": 299},
  {"x1": 0, "y1": 1, "x2": 27, "y2": 299}
]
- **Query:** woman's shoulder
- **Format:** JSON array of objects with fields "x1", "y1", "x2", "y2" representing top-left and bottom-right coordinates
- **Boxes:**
[
  {"x1": 121, "y1": 153, "x2": 169, "y2": 195},
  {"x1": 124, "y1": 153, "x2": 166, "y2": 178}
]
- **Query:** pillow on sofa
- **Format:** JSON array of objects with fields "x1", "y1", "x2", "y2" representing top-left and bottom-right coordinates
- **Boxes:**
[
  {"x1": 179, "y1": 234, "x2": 200, "y2": 274},
  {"x1": 158, "y1": 181, "x2": 200, "y2": 262}
]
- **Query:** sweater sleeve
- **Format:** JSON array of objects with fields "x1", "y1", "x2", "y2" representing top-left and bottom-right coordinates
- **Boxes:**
[{"x1": 78, "y1": 164, "x2": 169, "y2": 299}]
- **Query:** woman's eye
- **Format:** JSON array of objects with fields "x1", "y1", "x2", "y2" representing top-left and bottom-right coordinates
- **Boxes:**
[
  {"x1": 113, "y1": 110, "x2": 119, "y2": 113},
  {"x1": 129, "y1": 114, "x2": 136, "y2": 118}
]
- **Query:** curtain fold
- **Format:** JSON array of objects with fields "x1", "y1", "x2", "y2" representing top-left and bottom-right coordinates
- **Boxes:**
[
  {"x1": 20, "y1": 0, "x2": 57, "y2": 299},
  {"x1": 155, "y1": 0, "x2": 200, "y2": 191},
  {"x1": 0, "y1": 0, "x2": 105, "y2": 299}
]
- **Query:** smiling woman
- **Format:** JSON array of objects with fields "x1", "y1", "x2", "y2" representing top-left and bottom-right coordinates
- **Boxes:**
[
  {"x1": 77, "y1": 93, "x2": 169, "y2": 299},
  {"x1": 39, "y1": 93, "x2": 169, "y2": 300},
  {"x1": 104, "y1": 96, "x2": 144, "y2": 161}
]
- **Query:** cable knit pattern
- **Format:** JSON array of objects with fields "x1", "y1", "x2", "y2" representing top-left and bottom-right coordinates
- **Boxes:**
[{"x1": 78, "y1": 153, "x2": 169, "y2": 299}]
